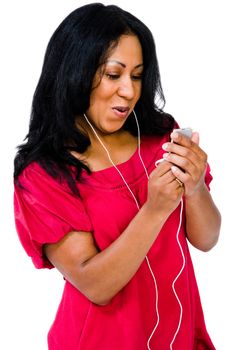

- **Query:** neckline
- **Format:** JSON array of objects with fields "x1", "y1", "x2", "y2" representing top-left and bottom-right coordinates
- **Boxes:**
[
  {"x1": 89, "y1": 140, "x2": 140, "y2": 175},
  {"x1": 80, "y1": 136, "x2": 154, "y2": 189}
]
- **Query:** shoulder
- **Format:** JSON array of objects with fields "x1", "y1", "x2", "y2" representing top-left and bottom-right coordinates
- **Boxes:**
[
  {"x1": 18, "y1": 161, "x2": 50, "y2": 183},
  {"x1": 16, "y1": 161, "x2": 71, "y2": 195},
  {"x1": 141, "y1": 120, "x2": 179, "y2": 148},
  {"x1": 141, "y1": 133, "x2": 170, "y2": 152},
  {"x1": 18, "y1": 161, "x2": 57, "y2": 182}
]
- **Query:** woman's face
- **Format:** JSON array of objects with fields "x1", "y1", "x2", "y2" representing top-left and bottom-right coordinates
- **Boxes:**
[{"x1": 86, "y1": 34, "x2": 143, "y2": 134}]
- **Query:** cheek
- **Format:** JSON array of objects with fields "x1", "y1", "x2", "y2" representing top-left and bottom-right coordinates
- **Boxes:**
[
  {"x1": 90, "y1": 83, "x2": 114, "y2": 106},
  {"x1": 87, "y1": 91, "x2": 110, "y2": 119},
  {"x1": 99, "y1": 81, "x2": 116, "y2": 98},
  {"x1": 135, "y1": 84, "x2": 142, "y2": 102}
]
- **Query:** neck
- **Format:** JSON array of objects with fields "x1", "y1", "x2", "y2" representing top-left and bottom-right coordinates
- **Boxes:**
[
  {"x1": 82, "y1": 113, "x2": 133, "y2": 150},
  {"x1": 73, "y1": 114, "x2": 136, "y2": 172}
]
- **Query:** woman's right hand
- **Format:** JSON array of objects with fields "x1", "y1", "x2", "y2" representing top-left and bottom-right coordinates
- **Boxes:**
[{"x1": 146, "y1": 160, "x2": 184, "y2": 216}]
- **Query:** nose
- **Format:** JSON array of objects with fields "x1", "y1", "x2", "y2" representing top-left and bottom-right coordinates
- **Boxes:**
[{"x1": 117, "y1": 77, "x2": 135, "y2": 100}]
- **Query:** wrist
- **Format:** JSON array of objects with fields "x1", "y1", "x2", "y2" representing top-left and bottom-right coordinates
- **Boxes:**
[
  {"x1": 142, "y1": 201, "x2": 169, "y2": 225},
  {"x1": 185, "y1": 183, "x2": 208, "y2": 201}
]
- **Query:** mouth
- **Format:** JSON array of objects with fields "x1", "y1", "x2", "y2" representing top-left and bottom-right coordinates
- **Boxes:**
[{"x1": 112, "y1": 106, "x2": 130, "y2": 118}]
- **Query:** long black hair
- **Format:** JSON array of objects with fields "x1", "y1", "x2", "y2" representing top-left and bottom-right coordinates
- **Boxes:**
[{"x1": 14, "y1": 3, "x2": 174, "y2": 193}]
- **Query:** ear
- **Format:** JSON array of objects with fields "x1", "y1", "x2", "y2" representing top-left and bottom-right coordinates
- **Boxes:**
[{"x1": 191, "y1": 131, "x2": 199, "y2": 145}]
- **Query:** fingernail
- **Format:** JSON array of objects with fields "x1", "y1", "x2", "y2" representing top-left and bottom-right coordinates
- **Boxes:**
[
  {"x1": 171, "y1": 132, "x2": 179, "y2": 140},
  {"x1": 162, "y1": 143, "x2": 168, "y2": 150},
  {"x1": 162, "y1": 153, "x2": 169, "y2": 158},
  {"x1": 171, "y1": 165, "x2": 178, "y2": 172}
]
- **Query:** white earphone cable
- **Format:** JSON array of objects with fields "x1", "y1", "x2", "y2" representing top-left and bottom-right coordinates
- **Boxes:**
[
  {"x1": 84, "y1": 114, "x2": 140, "y2": 209},
  {"x1": 170, "y1": 198, "x2": 185, "y2": 349},
  {"x1": 133, "y1": 111, "x2": 160, "y2": 348},
  {"x1": 83, "y1": 112, "x2": 185, "y2": 349}
]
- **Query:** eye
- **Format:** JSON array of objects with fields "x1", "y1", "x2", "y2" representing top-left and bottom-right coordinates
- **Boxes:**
[
  {"x1": 132, "y1": 74, "x2": 143, "y2": 81},
  {"x1": 105, "y1": 73, "x2": 120, "y2": 80}
]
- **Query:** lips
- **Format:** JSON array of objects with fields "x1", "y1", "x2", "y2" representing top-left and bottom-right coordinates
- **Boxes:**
[
  {"x1": 112, "y1": 106, "x2": 130, "y2": 113},
  {"x1": 112, "y1": 106, "x2": 130, "y2": 118}
]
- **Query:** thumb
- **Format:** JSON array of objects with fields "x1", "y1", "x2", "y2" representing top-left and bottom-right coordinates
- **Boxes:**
[{"x1": 191, "y1": 131, "x2": 200, "y2": 145}]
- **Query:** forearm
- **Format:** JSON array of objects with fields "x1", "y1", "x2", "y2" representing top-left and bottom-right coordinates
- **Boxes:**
[
  {"x1": 185, "y1": 184, "x2": 221, "y2": 251},
  {"x1": 45, "y1": 160, "x2": 182, "y2": 305},
  {"x1": 77, "y1": 204, "x2": 168, "y2": 305}
]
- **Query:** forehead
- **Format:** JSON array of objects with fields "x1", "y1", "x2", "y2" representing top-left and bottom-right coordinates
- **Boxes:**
[{"x1": 106, "y1": 35, "x2": 143, "y2": 66}]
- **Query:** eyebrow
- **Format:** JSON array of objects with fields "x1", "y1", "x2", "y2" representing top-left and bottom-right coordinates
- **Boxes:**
[{"x1": 106, "y1": 60, "x2": 144, "y2": 69}]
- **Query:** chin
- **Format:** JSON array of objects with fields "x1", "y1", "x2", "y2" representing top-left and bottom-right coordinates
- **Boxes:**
[
  {"x1": 100, "y1": 121, "x2": 126, "y2": 135},
  {"x1": 99, "y1": 128, "x2": 121, "y2": 136}
]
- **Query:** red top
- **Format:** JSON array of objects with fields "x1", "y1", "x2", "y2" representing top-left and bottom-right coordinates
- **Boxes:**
[{"x1": 14, "y1": 134, "x2": 215, "y2": 350}]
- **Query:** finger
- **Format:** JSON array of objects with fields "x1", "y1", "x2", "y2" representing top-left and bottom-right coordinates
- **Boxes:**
[
  {"x1": 162, "y1": 139, "x2": 205, "y2": 165},
  {"x1": 191, "y1": 131, "x2": 199, "y2": 145},
  {"x1": 170, "y1": 131, "x2": 206, "y2": 164},
  {"x1": 152, "y1": 160, "x2": 172, "y2": 176},
  {"x1": 161, "y1": 168, "x2": 177, "y2": 184},
  {"x1": 159, "y1": 170, "x2": 185, "y2": 192},
  {"x1": 170, "y1": 131, "x2": 196, "y2": 149},
  {"x1": 171, "y1": 165, "x2": 188, "y2": 184},
  {"x1": 162, "y1": 142, "x2": 195, "y2": 159},
  {"x1": 174, "y1": 177, "x2": 184, "y2": 188},
  {"x1": 157, "y1": 168, "x2": 185, "y2": 193},
  {"x1": 151, "y1": 162, "x2": 180, "y2": 186},
  {"x1": 162, "y1": 151, "x2": 195, "y2": 174}
]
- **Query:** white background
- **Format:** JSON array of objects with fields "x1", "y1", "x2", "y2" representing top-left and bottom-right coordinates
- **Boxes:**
[{"x1": 0, "y1": 0, "x2": 230, "y2": 349}]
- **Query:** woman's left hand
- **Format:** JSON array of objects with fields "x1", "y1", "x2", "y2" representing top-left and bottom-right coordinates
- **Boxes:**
[{"x1": 162, "y1": 131, "x2": 208, "y2": 197}]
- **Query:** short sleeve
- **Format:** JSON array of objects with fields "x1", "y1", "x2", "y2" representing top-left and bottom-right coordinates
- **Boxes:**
[
  {"x1": 14, "y1": 162, "x2": 93, "y2": 269},
  {"x1": 205, "y1": 163, "x2": 213, "y2": 189}
]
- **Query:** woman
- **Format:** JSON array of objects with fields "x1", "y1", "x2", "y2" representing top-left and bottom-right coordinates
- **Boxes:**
[{"x1": 14, "y1": 3, "x2": 221, "y2": 349}]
